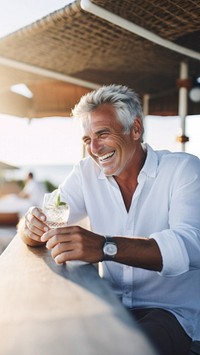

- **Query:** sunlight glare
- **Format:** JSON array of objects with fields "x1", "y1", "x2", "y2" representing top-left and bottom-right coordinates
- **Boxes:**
[{"x1": 0, "y1": 115, "x2": 82, "y2": 166}]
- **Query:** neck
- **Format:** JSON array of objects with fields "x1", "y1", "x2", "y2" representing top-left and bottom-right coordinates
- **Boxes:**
[
  {"x1": 115, "y1": 143, "x2": 146, "y2": 186},
  {"x1": 114, "y1": 144, "x2": 146, "y2": 211}
]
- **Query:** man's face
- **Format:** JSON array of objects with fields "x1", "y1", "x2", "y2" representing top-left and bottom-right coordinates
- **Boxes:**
[{"x1": 81, "y1": 104, "x2": 139, "y2": 177}]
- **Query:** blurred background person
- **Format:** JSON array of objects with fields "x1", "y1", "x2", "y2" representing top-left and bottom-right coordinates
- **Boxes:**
[{"x1": 0, "y1": 172, "x2": 46, "y2": 217}]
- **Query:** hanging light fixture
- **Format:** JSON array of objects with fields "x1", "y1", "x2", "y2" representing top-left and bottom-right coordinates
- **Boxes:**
[
  {"x1": 10, "y1": 83, "x2": 33, "y2": 99},
  {"x1": 189, "y1": 76, "x2": 200, "y2": 103}
]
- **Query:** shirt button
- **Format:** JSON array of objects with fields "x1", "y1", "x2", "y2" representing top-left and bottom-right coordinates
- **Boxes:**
[
  {"x1": 125, "y1": 265, "x2": 131, "y2": 269},
  {"x1": 124, "y1": 287, "x2": 130, "y2": 294}
]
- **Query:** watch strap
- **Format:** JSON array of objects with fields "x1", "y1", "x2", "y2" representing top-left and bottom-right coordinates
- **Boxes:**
[
  {"x1": 104, "y1": 235, "x2": 114, "y2": 243},
  {"x1": 103, "y1": 235, "x2": 117, "y2": 261}
]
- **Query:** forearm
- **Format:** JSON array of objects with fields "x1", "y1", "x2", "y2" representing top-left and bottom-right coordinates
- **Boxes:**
[
  {"x1": 114, "y1": 236, "x2": 163, "y2": 271},
  {"x1": 17, "y1": 217, "x2": 44, "y2": 248},
  {"x1": 18, "y1": 191, "x2": 29, "y2": 199}
]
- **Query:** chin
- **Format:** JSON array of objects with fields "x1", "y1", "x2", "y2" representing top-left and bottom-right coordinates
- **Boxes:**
[
  {"x1": 101, "y1": 162, "x2": 122, "y2": 176},
  {"x1": 103, "y1": 167, "x2": 119, "y2": 176},
  {"x1": 102, "y1": 167, "x2": 113, "y2": 176}
]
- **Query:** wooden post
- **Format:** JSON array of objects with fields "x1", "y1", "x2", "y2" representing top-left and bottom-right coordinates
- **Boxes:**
[
  {"x1": 143, "y1": 94, "x2": 150, "y2": 118},
  {"x1": 177, "y1": 62, "x2": 190, "y2": 151}
]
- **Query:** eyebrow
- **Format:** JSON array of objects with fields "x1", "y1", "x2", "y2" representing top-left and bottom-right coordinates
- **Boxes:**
[
  {"x1": 82, "y1": 128, "x2": 111, "y2": 141},
  {"x1": 82, "y1": 135, "x2": 89, "y2": 142},
  {"x1": 95, "y1": 128, "x2": 111, "y2": 135}
]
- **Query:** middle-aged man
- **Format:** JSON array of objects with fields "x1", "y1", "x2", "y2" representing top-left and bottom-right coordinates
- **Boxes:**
[{"x1": 18, "y1": 84, "x2": 200, "y2": 355}]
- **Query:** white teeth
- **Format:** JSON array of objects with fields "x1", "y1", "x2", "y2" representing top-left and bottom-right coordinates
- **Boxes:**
[{"x1": 99, "y1": 151, "x2": 115, "y2": 161}]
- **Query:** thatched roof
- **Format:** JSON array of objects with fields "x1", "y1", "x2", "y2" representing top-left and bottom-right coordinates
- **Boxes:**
[{"x1": 0, "y1": 0, "x2": 199, "y2": 118}]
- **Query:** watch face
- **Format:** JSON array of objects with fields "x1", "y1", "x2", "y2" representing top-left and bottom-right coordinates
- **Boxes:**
[{"x1": 104, "y1": 243, "x2": 117, "y2": 256}]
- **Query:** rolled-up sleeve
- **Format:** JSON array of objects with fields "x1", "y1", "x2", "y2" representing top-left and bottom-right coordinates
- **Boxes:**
[{"x1": 151, "y1": 155, "x2": 200, "y2": 277}]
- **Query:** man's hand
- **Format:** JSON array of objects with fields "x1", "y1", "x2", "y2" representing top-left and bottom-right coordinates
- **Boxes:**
[
  {"x1": 41, "y1": 225, "x2": 105, "y2": 264},
  {"x1": 18, "y1": 206, "x2": 50, "y2": 247}
]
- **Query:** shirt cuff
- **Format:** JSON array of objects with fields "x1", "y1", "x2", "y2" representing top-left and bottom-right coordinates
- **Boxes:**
[{"x1": 150, "y1": 230, "x2": 189, "y2": 277}]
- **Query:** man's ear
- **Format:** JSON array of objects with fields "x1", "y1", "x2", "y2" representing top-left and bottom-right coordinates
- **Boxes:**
[{"x1": 131, "y1": 117, "x2": 143, "y2": 140}]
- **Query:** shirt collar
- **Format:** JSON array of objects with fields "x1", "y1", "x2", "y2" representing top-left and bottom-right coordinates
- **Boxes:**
[
  {"x1": 97, "y1": 143, "x2": 159, "y2": 180},
  {"x1": 139, "y1": 143, "x2": 159, "y2": 178}
]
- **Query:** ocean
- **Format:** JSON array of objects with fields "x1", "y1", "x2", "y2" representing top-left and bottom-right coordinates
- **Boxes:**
[{"x1": 5, "y1": 164, "x2": 74, "y2": 188}]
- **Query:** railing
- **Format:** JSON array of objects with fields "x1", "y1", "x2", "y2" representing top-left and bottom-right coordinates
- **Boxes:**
[{"x1": 0, "y1": 234, "x2": 157, "y2": 355}]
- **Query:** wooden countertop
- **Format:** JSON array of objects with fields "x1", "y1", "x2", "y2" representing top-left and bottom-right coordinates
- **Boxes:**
[{"x1": 0, "y1": 234, "x2": 157, "y2": 355}]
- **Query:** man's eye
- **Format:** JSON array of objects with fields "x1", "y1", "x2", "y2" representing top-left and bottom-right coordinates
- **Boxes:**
[
  {"x1": 83, "y1": 139, "x2": 90, "y2": 145},
  {"x1": 99, "y1": 132, "x2": 108, "y2": 138}
]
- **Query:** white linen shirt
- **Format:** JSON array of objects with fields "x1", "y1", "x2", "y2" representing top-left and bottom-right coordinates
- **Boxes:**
[{"x1": 59, "y1": 144, "x2": 200, "y2": 341}]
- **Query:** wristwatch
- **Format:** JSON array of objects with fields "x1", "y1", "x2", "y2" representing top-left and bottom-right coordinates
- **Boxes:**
[{"x1": 103, "y1": 236, "x2": 117, "y2": 260}]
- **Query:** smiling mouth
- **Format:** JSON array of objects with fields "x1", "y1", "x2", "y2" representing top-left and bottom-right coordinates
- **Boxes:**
[{"x1": 99, "y1": 151, "x2": 115, "y2": 162}]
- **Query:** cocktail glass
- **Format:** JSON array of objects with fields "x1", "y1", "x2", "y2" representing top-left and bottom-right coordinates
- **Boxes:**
[{"x1": 42, "y1": 191, "x2": 70, "y2": 228}]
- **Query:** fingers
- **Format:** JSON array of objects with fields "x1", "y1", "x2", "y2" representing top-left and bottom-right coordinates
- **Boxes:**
[
  {"x1": 25, "y1": 206, "x2": 49, "y2": 243},
  {"x1": 41, "y1": 226, "x2": 84, "y2": 263},
  {"x1": 51, "y1": 242, "x2": 80, "y2": 264},
  {"x1": 41, "y1": 226, "x2": 69, "y2": 242},
  {"x1": 41, "y1": 226, "x2": 104, "y2": 264},
  {"x1": 26, "y1": 206, "x2": 46, "y2": 225},
  {"x1": 54, "y1": 250, "x2": 76, "y2": 264},
  {"x1": 43, "y1": 231, "x2": 81, "y2": 264}
]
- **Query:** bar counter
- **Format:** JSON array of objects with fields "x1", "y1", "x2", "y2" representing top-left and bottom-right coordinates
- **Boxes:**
[{"x1": 0, "y1": 234, "x2": 157, "y2": 355}]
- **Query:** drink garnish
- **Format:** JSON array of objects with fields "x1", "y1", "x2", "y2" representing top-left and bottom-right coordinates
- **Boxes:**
[{"x1": 55, "y1": 193, "x2": 66, "y2": 207}]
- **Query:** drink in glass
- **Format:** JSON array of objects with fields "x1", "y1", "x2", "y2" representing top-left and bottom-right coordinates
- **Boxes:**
[{"x1": 42, "y1": 190, "x2": 69, "y2": 228}]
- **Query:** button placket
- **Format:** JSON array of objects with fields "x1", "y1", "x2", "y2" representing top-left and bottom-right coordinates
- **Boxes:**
[
  {"x1": 126, "y1": 173, "x2": 147, "y2": 233},
  {"x1": 122, "y1": 265, "x2": 133, "y2": 308}
]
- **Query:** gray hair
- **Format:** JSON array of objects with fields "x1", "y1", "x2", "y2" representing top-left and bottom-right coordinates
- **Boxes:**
[{"x1": 72, "y1": 84, "x2": 143, "y2": 133}]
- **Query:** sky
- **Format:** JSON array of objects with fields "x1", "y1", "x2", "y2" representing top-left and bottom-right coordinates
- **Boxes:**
[
  {"x1": 0, "y1": 115, "x2": 82, "y2": 166},
  {"x1": 0, "y1": 0, "x2": 73, "y2": 38}
]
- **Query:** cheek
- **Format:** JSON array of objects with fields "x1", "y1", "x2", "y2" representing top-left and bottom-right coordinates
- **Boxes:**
[
  {"x1": 86, "y1": 146, "x2": 97, "y2": 161},
  {"x1": 107, "y1": 135, "x2": 126, "y2": 148},
  {"x1": 85, "y1": 145, "x2": 90, "y2": 154},
  {"x1": 114, "y1": 137, "x2": 132, "y2": 153},
  {"x1": 85, "y1": 143, "x2": 93, "y2": 155}
]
